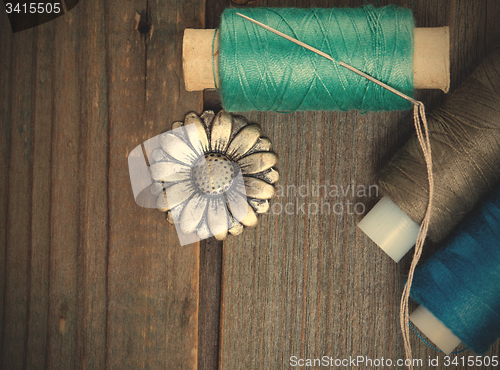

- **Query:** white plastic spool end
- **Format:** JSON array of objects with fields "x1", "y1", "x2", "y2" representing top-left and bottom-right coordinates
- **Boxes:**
[
  {"x1": 358, "y1": 196, "x2": 420, "y2": 262},
  {"x1": 410, "y1": 305, "x2": 462, "y2": 355}
]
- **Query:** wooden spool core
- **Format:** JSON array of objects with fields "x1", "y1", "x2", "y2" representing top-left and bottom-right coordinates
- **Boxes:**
[{"x1": 183, "y1": 27, "x2": 450, "y2": 93}]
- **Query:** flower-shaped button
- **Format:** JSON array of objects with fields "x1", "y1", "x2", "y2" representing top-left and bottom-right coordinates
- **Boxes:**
[{"x1": 150, "y1": 110, "x2": 279, "y2": 242}]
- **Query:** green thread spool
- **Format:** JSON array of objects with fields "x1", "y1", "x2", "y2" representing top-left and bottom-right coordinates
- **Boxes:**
[
  {"x1": 219, "y1": 6, "x2": 414, "y2": 112},
  {"x1": 183, "y1": 7, "x2": 450, "y2": 111}
]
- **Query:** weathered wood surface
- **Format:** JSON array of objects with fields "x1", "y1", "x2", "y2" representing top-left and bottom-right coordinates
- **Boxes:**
[
  {"x1": 0, "y1": 0, "x2": 203, "y2": 369},
  {"x1": 220, "y1": 1, "x2": 500, "y2": 369},
  {"x1": 1, "y1": 0, "x2": 500, "y2": 369}
]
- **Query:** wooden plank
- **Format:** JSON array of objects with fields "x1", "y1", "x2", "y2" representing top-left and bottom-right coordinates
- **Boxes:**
[
  {"x1": 74, "y1": 1, "x2": 109, "y2": 369},
  {"x1": 197, "y1": 2, "x2": 229, "y2": 369},
  {"x1": 1, "y1": 26, "x2": 35, "y2": 370},
  {"x1": 26, "y1": 21, "x2": 54, "y2": 370},
  {"x1": 447, "y1": 0, "x2": 494, "y2": 90},
  {"x1": 1, "y1": 3, "x2": 111, "y2": 369},
  {"x1": 105, "y1": 0, "x2": 203, "y2": 369},
  {"x1": 198, "y1": 238, "x2": 223, "y2": 370},
  {"x1": 45, "y1": 8, "x2": 81, "y2": 369},
  {"x1": 146, "y1": 1, "x2": 202, "y2": 367},
  {"x1": 219, "y1": 1, "x2": 500, "y2": 369},
  {"x1": 1, "y1": 0, "x2": 205, "y2": 368},
  {"x1": 220, "y1": 109, "x2": 407, "y2": 368},
  {"x1": 0, "y1": 8, "x2": 14, "y2": 369}
]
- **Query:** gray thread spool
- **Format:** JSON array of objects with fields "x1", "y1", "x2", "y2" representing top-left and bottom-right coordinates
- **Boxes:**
[{"x1": 359, "y1": 44, "x2": 500, "y2": 261}]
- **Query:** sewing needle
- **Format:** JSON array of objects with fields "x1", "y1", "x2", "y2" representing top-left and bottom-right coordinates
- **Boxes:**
[{"x1": 236, "y1": 12, "x2": 420, "y2": 107}]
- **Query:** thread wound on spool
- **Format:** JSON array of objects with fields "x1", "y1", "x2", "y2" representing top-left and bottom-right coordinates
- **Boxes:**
[
  {"x1": 378, "y1": 45, "x2": 500, "y2": 242},
  {"x1": 410, "y1": 186, "x2": 500, "y2": 354},
  {"x1": 218, "y1": 6, "x2": 414, "y2": 112}
]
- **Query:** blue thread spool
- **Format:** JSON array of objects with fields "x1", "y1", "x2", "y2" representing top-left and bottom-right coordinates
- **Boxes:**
[{"x1": 409, "y1": 186, "x2": 500, "y2": 354}]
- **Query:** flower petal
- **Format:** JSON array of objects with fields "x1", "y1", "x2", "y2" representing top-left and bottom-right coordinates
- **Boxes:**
[
  {"x1": 231, "y1": 173, "x2": 246, "y2": 194},
  {"x1": 171, "y1": 121, "x2": 183, "y2": 129},
  {"x1": 238, "y1": 152, "x2": 277, "y2": 175},
  {"x1": 166, "y1": 211, "x2": 174, "y2": 224},
  {"x1": 180, "y1": 193, "x2": 208, "y2": 234},
  {"x1": 240, "y1": 204, "x2": 259, "y2": 227},
  {"x1": 184, "y1": 112, "x2": 209, "y2": 155},
  {"x1": 226, "y1": 124, "x2": 261, "y2": 160},
  {"x1": 244, "y1": 177, "x2": 275, "y2": 199},
  {"x1": 159, "y1": 132, "x2": 198, "y2": 165},
  {"x1": 157, "y1": 190, "x2": 170, "y2": 212},
  {"x1": 210, "y1": 111, "x2": 232, "y2": 153},
  {"x1": 168, "y1": 204, "x2": 184, "y2": 224},
  {"x1": 164, "y1": 182, "x2": 195, "y2": 209},
  {"x1": 214, "y1": 231, "x2": 227, "y2": 241},
  {"x1": 150, "y1": 182, "x2": 164, "y2": 196},
  {"x1": 228, "y1": 215, "x2": 244, "y2": 235},
  {"x1": 230, "y1": 115, "x2": 249, "y2": 138},
  {"x1": 252, "y1": 137, "x2": 272, "y2": 152},
  {"x1": 196, "y1": 218, "x2": 211, "y2": 239},
  {"x1": 150, "y1": 162, "x2": 191, "y2": 182},
  {"x1": 249, "y1": 198, "x2": 270, "y2": 214},
  {"x1": 225, "y1": 189, "x2": 251, "y2": 223},
  {"x1": 260, "y1": 168, "x2": 279, "y2": 184},
  {"x1": 151, "y1": 148, "x2": 168, "y2": 163},
  {"x1": 207, "y1": 197, "x2": 229, "y2": 240},
  {"x1": 201, "y1": 110, "x2": 215, "y2": 130},
  {"x1": 239, "y1": 203, "x2": 258, "y2": 227}
]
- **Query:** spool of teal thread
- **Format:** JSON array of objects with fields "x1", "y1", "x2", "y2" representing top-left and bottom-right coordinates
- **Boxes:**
[
  {"x1": 410, "y1": 186, "x2": 500, "y2": 354},
  {"x1": 218, "y1": 6, "x2": 415, "y2": 112}
]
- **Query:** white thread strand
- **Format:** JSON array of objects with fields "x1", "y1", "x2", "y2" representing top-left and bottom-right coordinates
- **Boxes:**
[{"x1": 400, "y1": 103, "x2": 434, "y2": 370}]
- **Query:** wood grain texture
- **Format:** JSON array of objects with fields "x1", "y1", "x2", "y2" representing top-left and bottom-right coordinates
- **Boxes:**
[
  {"x1": 0, "y1": 0, "x2": 204, "y2": 368},
  {"x1": 75, "y1": 1, "x2": 108, "y2": 368},
  {"x1": 2, "y1": 25, "x2": 35, "y2": 370},
  {"x1": 1, "y1": 0, "x2": 500, "y2": 369},
  {"x1": 197, "y1": 237, "x2": 223, "y2": 370},
  {"x1": 219, "y1": 1, "x2": 500, "y2": 369},
  {"x1": 105, "y1": 0, "x2": 202, "y2": 368},
  {"x1": 0, "y1": 8, "x2": 13, "y2": 369},
  {"x1": 28, "y1": 21, "x2": 53, "y2": 370},
  {"x1": 47, "y1": 8, "x2": 81, "y2": 369},
  {"x1": 196, "y1": 2, "x2": 228, "y2": 369}
]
